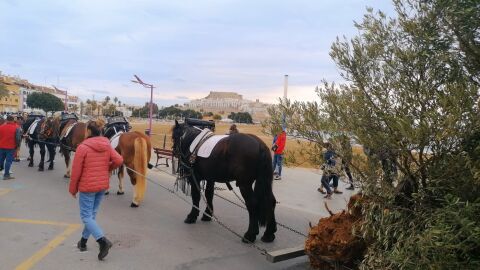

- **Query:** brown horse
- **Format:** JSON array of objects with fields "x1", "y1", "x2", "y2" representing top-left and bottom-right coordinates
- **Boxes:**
[
  {"x1": 59, "y1": 118, "x2": 105, "y2": 178},
  {"x1": 114, "y1": 131, "x2": 152, "y2": 207}
]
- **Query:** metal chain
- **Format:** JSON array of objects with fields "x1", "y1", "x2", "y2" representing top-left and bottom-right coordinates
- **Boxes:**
[
  {"x1": 124, "y1": 166, "x2": 269, "y2": 255},
  {"x1": 153, "y1": 161, "x2": 309, "y2": 239},
  {"x1": 217, "y1": 184, "x2": 309, "y2": 238},
  {"x1": 136, "y1": 165, "x2": 351, "y2": 268}
]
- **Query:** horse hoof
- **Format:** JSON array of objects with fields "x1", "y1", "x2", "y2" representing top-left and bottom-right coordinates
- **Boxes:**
[
  {"x1": 242, "y1": 233, "x2": 256, "y2": 243},
  {"x1": 104, "y1": 191, "x2": 110, "y2": 195},
  {"x1": 261, "y1": 234, "x2": 276, "y2": 243},
  {"x1": 184, "y1": 216, "x2": 197, "y2": 224},
  {"x1": 28, "y1": 163, "x2": 34, "y2": 167},
  {"x1": 38, "y1": 167, "x2": 44, "y2": 171},
  {"x1": 130, "y1": 202, "x2": 139, "y2": 208},
  {"x1": 201, "y1": 214, "x2": 212, "y2": 222},
  {"x1": 48, "y1": 167, "x2": 54, "y2": 171},
  {"x1": 117, "y1": 191, "x2": 124, "y2": 195}
]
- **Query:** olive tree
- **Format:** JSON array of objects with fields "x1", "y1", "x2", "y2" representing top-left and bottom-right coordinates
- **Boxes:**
[{"x1": 264, "y1": 0, "x2": 480, "y2": 268}]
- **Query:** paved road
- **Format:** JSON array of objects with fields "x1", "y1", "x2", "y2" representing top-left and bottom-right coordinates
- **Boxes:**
[{"x1": 0, "y1": 148, "x2": 357, "y2": 270}]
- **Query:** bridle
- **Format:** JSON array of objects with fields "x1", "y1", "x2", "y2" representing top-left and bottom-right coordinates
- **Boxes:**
[
  {"x1": 173, "y1": 125, "x2": 200, "y2": 163},
  {"x1": 103, "y1": 122, "x2": 131, "y2": 139},
  {"x1": 39, "y1": 118, "x2": 59, "y2": 140}
]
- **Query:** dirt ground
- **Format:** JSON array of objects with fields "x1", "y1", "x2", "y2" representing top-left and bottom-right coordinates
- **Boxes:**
[{"x1": 130, "y1": 120, "x2": 364, "y2": 169}]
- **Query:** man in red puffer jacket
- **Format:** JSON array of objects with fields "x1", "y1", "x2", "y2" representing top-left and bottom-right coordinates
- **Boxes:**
[
  {"x1": 69, "y1": 121, "x2": 123, "y2": 260},
  {"x1": 0, "y1": 115, "x2": 22, "y2": 180},
  {"x1": 272, "y1": 128, "x2": 287, "y2": 180}
]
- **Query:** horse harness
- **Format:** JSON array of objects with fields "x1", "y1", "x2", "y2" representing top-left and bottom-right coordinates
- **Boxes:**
[
  {"x1": 176, "y1": 127, "x2": 235, "y2": 192},
  {"x1": 104, "y1": 116, "x2": 131, "y2": 140}
]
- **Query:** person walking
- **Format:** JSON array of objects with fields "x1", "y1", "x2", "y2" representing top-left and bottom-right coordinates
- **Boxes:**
[
  {"x1": 338, "y1": 135, "x2": 354, "y2": 190},
  {"x1": 69, "y1": 121, "x2": 123, "y2": 260},
  {"x1": 228, "y1": 124, "x2": 239, "y2": 134},
  {"x1": 317, "y1": 142, "x2": 343, "y2": 197},
  {"x1": 0, "y1": 115, "x2": 22, "y2": 180},
  {"x1": 14, "y1": 116, "x2": 24, "y2": 162},
  {"x1": 272, "y1": 128, "x2": 287, "y2": 180}
]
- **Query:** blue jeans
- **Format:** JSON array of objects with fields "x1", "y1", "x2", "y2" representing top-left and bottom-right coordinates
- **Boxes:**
[
  {"x1": 0, "y1": 148, "x2": 15, "y2": 177},
  {"x1": 79, "y1": 191, "x2": 105, "y2": 240},
  {"x1": 272, "y1": 154, "x2": 283, "y2": 176},
  {"x1": 321, "y1": 174, "x2": 339, "y2": 194}
]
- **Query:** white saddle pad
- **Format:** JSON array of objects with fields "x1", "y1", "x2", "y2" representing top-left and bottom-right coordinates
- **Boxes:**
[
  {"x1": 197, "y1": 135, "x2": 228, "y2": 158},
  {"x1": 61, "y1": 123, "x2": 77, "y2": 139},
  {"x1": 110, "y1": 132, "x2": 123, "y2": 149},
  {"x1": 189, "y1": 128, "x2": 213, "y2": 153},
  {"x1": 28, "y1": 120, "x2": 41, "y2": 135}
]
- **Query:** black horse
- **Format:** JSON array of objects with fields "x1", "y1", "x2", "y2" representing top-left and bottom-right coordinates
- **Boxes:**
[
  {"x1": 23, "y1": 115, "x2": 59, "y2": 171},
  {"x1": 172, "y1": 120, "x2": 277, "y2": 243}
]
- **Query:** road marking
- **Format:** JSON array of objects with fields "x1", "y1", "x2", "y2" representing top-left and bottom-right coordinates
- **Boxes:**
[
  {"x1": 0, "y1": 218, "x2": 74, "y2": 227},
  {"x1": 0, "y1": 218, "x2": 81, "y2": 270},
  {"x1": 0, "y1": 188, "x2": 12, "y2": 197},
  {"x1": 15, "y1": 224, "x2": 81, "y2": 270}
]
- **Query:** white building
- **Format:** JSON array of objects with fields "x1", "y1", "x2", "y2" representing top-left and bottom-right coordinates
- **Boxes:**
[
  {"x1": 19, "y1": 87, "x2": 41, "y2": 112},
  {"x1": 184, "y1": 91, "x2": 270, "y2": 121},
  {"x1": 116, "y1": 106, "x2": 133, "y2": 117}
]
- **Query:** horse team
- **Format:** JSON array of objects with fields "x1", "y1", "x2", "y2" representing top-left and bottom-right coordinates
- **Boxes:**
[
  {"x1": 22, "y1": 113, "x2": 151, "y2": 208},
  {"x1": 19, "y1": 112, "x2": 278, "y2": 243}
]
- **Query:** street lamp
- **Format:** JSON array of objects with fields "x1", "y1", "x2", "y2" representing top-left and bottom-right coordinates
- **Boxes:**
[
  {"x1": 131, "y1": 75, "x2": 155, "y2": 137},
  {"x1": 52, "y1": 85, "x2": 68, "y2": 112}
]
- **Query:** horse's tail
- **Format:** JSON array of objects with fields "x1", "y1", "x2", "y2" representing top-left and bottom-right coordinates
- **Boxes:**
[
  {"x1": 254, "y1": 142, "x2": 275, "y2": 227},
  {"x1": 133, "y1": 136, "x2": 148, "y2": 205}
]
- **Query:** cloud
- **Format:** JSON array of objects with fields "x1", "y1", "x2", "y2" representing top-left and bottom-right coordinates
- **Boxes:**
[
  {"x1": 89, "y1": 89, "x2": 110, "y2": 95},
  {"x1": 0, "y1": 0, "x2": 396, "y2": 107}
]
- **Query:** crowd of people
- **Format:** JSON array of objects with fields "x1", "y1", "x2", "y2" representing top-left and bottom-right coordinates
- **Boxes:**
[{"x1": 229, "y1": 124, "x2": 355, "y2": 194}]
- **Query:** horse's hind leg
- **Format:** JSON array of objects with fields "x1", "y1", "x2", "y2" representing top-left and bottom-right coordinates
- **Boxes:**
[
  {"x1": 261, "y1": 195, "x2": 277, "y2": 243},
  {"x1": 62, "y1": 148, "x2": 71, "y2": 178},
  {"x1": 47, "y1": 143, "x2": 56, "y2": 170},
  {"x1": 38, "y1": 143, "x2": 46, "y2": 171},
  {"x1": 117, "y1": 164, "x2": 125, "y2": 195},
  {"x1": 184, "y1": 176, "x2": 200, "y2": 224},
  {"x1": 201, "y1": 181, "x2": 214, "y2": 222},
  {"x1": 240, "y1": 185, "x2": 259, "y2": 243},
  {"x1": 28, "y1": 140, "x2": 34, "y2": 167}
]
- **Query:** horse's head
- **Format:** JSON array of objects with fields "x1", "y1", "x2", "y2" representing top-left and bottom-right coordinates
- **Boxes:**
[
  {"x1": 39, "y1": 117, "x2": 60, "y2": 140},
  {"x1": 172, "y1": 120, "x2": 202, "y2": 159},
  {"x1": 172, "y1": 120, "x2": 185, "y2": 158}
]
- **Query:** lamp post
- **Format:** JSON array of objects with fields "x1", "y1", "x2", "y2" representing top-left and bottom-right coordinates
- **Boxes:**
[{"x1": 131, "y1": 75, "x2": 154, "y2": 137}]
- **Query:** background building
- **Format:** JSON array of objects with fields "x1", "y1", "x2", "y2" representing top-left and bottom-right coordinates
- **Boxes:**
[
  {"x1": 184, "y1": 91, "x2": 270, "y2": 121},
  {"x1": 0, "y1": 75, "x2": 21, "y2": 113},
  {"x1": 0, "y1": 71, "x2": 81, "y2": 113}
]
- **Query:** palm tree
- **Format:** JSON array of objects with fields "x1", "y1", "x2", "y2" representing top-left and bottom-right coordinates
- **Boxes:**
[
  {"x1": 113, "y1": 97, "x2": 118, "y2": 105},
  {"x1": 80, "y1": 101, "x2": 85, "y2": 116},
  {"x1": 91, "y1": 100, "x2": 98, "y2": 117},
  {"x1": 86, "y1": 99, "x2": 92, "y2": 115}
]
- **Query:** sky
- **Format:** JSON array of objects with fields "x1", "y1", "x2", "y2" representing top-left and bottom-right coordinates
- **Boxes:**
[{"x1": 0, "y1": 0, "x2": 395, "y2": 106}]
